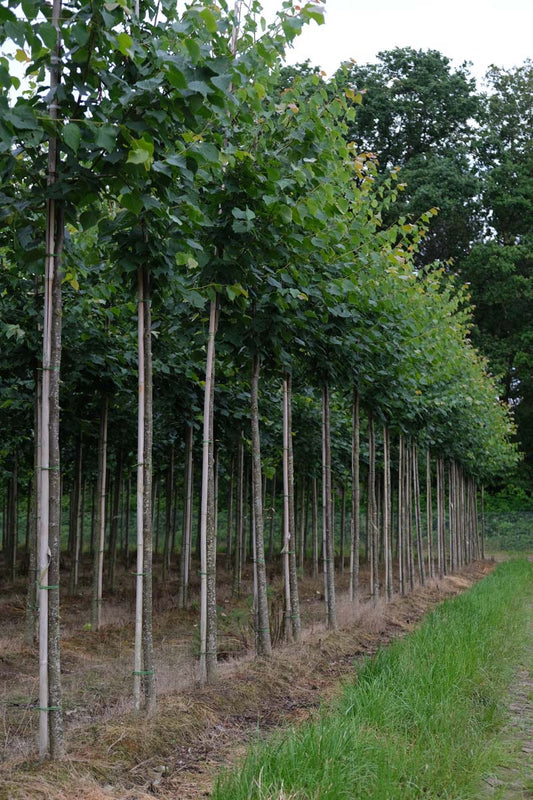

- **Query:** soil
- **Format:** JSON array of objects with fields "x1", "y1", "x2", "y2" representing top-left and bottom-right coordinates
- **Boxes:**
[{"x1": 0, "y1": 560, "x2": 496, "y2": 800}]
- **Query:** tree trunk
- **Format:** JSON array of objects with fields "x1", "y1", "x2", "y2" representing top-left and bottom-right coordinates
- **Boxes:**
[
  {"x1": 339, "y1": 483, "x2": 346, "y2": 574},
  {"x1": 199, "y1": 297, "x2": 217, "y2": 684},
  {"x1": 26, "y1": 376, "x2": 40, "y2": 646},
  {"x1": 250, "y1": 354, "x2": 272, "y2": 657},
  {"x1": 426, "y1": 450, "x2": 433, "y2": 579},
  {"x1": 92, "y1": 398, "x2": 108, "y2": 630},
  {"x1": 282, "y1": 376, "x2": 293, "y2": 642},
  {"x1": 133, "y1": 267, "x2": 145, "y2": 712},
  {"x1": 480, "y1": 484, "x2": 485, "y2": 559},
  {"x1": 107, "y1": 449, "x2": 122, "y2": 592},
  {"x1": 286, "y1": 373, "x2": 301, "y2": 640},
  {"x1": 349, "y1": 389, "x2": 360, "y2": 601},
  {"x1": 368, "y1": 411, "x2": 379, "y2": 602},
  {"x1": 312, "y1": 477, "x2": 319, "y2": 579},
  {"x1": 322, "y1": 384, "x2": 336, "y2": 629},
  {"x1": 383, "y1": 425, "x2": 393, "y2": 599},
  {"x1": 179, "y1": 426, "x2": 194, "y2": 609},
  {"x1": 233, "y1": 435, "x2": 244, "y2": 598},
  {"x1": 162, "y1": 444, "x2": 174, "y2": 581},
  {"x1": 225, "y1": 455, "x2": 234, "y2": 571},
  {"x1": 267, "y1": 473, "x2": 276, "y2": 563},
  {"x1": 69, "y1": 435, "x2": 83, "y2": 594},
  {"x1": 142, "y1": 267, "x2": 156, "y2": 712},
  {"x1": 412, "y1": 445, "x2": 425, "y2": 585},
  {"x1": 436, "y1": 457, "x2": 445, "y2": 579}
]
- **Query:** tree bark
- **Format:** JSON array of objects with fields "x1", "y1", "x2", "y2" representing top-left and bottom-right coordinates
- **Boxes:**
[
  {"x1": 282, "y1": 375, "x2": 293, "y2": 641},
  {"x1": 286, "y1": 373, "x2": 301, "y2": 640},
  {"x1": 349, "y1": 389, "x2": 360, "y2": 601},
  {"x1": 179, "y1": 426, "x2": 194, "y2": 609},
  {"x1": 199, "y1": 297, "x2": 217, "y2": 684},
  {"x1": 133, "y1": 267, "x2": 145, "y2": 712},
  {"x1": 107, "y1": 449, "x2": 122, "y2": 592},
  {"x1": 426, "y1": 450, "x2": 433, "y2": 579},
  {"x1": 250, "y1": 354, "x2": 272, "y2": 657},
  {"x1": 322, "y1": 384, "x2": 336, "y2": 629},
  {"x1": 91, "y1": 398, "x2": 108, "y2": 630}
]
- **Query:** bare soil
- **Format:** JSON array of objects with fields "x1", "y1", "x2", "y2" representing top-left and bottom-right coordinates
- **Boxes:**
[{"x1": 0, "y1": 560, "x2": 495, "y2": 800}]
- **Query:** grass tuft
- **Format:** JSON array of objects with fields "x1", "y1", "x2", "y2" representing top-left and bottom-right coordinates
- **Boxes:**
[{"x1": 214, "y1": 559, "x2": 533, "y2": 800}]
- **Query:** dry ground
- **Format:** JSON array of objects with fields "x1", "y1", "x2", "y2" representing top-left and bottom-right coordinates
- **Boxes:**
[{"x1": 0, "y1": 559, "x2": 494, "y2": 800}]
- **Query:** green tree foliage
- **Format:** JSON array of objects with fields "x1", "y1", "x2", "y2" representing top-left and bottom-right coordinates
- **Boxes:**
[{"x1": 338, "y1": 47, "x2": 481, "y2": 264}]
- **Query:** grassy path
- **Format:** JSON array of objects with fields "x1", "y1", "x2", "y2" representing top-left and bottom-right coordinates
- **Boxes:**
[
  {"x1": 482, "y1": 597, "x2": 533, "y2": 799},
  {"x1": 214, "y1": 559, "x2": 533, "y2": 800}
]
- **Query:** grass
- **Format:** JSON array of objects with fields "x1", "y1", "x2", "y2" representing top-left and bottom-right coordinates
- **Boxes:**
[{"x1": 214, "y1": 559, "x2": 533, "y2": 800}]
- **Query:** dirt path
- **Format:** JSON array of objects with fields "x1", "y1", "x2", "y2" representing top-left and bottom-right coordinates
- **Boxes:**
[{"x1": 482, "y1": 598, "x2": 533, "y2": 800}]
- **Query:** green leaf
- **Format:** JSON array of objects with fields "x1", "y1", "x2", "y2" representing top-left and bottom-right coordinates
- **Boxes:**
[
  {"x1": 95, "y1": 124, "x2": 118, "y2": 152},
  {"x1": 188, "y1": 80, "x2": 211, "y2": 97},
  {"x1": 185, "y1": 39, "x2": 201, "y2": 62},
  {"x1": 38, "y1": 22, "x2": 57, "y2": 49},
  {"x1": 127, "y1": 135, "x2": 154, "y2": 170},
  {"x1": 116, "y1": 32, "x2": 133, "y2": 56},
  {"x1": 120, "y1": 192, "x2": 143, "y2": 215},
  {"x1": 199, "y1": 7, "x2": 217, "y2": 33},
  {"x1": 62, "y1": 122, "x2": 81, "y2": 153},
  {"x1": 278, "y1": 205, "x2": 293, "y2": 224},
  {"x1": 211, "y1": 73, "x2": 232, "y2": 92}
]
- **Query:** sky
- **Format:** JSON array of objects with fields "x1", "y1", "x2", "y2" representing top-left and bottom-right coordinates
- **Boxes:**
[{"x1": 257, "y1": 0, "x2": 533, "y2": 84}]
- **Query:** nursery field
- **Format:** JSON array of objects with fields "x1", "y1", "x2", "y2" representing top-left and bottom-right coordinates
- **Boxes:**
[{"x1": 0, "y1": 558, "x2": 508, "y2": 800}]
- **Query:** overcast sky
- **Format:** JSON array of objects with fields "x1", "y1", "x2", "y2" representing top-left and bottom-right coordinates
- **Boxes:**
[{"x1": 258, "y1": 0, "x2": 532, "y2": 84}]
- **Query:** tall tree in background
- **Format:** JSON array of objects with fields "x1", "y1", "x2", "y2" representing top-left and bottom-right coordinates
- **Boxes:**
[
  {"x1": 338, "y1": 47, "x2": 481, "y2": 264},
  {"x1": 461, "y1": 61, "x2": 533, "y2": 479}
]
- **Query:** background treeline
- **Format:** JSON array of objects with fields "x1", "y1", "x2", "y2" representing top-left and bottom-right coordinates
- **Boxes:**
[{"x1": 0, "y1": 0, "x2": 528, "y2": 759}]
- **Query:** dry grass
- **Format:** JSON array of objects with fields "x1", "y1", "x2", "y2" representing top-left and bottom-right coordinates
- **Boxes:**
[{"x1": 0, "y1": 560, "x2": 494, "y2": 800}]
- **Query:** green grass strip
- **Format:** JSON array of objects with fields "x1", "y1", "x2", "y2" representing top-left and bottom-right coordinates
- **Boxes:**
[{"x1": 214, "y1": 559, "x2": 533, "y2": 800}]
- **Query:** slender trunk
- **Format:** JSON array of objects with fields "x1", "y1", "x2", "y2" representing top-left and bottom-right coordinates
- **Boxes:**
[
  {"x1": 282, "y1": 376, "x2": 293, "y2": 641},
  {"x1": 286, "y1": 373, "x2": 301, "y2": 640},
  {"x1": 368, "y1": 411, "x2": 379, "y2": 602},
  {"x1": 179, "y1": 426, "x2": 194, "y2": 609},
  {"x1": 480, "y1": 485, "x2": 485, "y2": 559},
  {"x1": 47, "y1": 198, "x2": 65, "y2": 759},
  {"x1": 406, "y1": 443, "x2": 414, "y2": 591},
  {"x1": 426, "y1": 450, "x2": 433, "y2": 579},
  {"x1": 162, "y1": 444, "x2": 174, "y2": 581},
  {"x1": 133, "y1": 268, "x2": 145, "y2": 712},
  {"x1": 233, "y1": 435, "x2": 244, "y2": 598},
  {"x1": 412, "y1": 446, "x2": 425, "y2": 585},
  {"x1": 298, "y1": 478, "x2": 306, "y2": 571},
  {"x1": 397, "y1": 435, "x2": 405, "y2": 596},
  {"x1": 312, "y1": 477, "x2": 319, "y2": 579},
  {"x1": 225, "y1": 456, "x2": 234, "y2": 571},
  {"x1": 206, "y1": 392, "x2": 218, "y2": 681},
  {"x1": 267, "y1": 473, "x2": 276, "y2": 563},
  {"x1": 436, "y1": 457, "x2": 445, "y2": 579},
  {"x1": 92, "y1": 399, "x2": 108, "y2": 629},
  {"x1": 199, "y1": 297, "x2": 217, "y2": 684},
  {"x1": 339, "y1": 483, "x2": 346, "y2": 574},
  {"x1": 69, "y1": 435, "x2": 83, "y2": 594},
  {"x1": 322, "y1": 384, "x2": 336, "y2": 629},
  {"x1": 383, "y1": 425, "x2": 392, "y2": 599},
  {"x1": 349, "y1": 389, "x2": 360, "y2": 601},
  {"x1": 142, "y1": 267, "x2": 156, "y2": 711},
  {"x1": 107, "y1": 449, "x2": 123, "y2": 592},
  {"x1": 250, "y1": 354, "x2": 272, "y2": 657},
  {"x1": 123, "y1": 476, "x2": 131, "y2": 569},
  {"x1": 26, "y1": 376, "x2": 40, "y2": 646}
]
